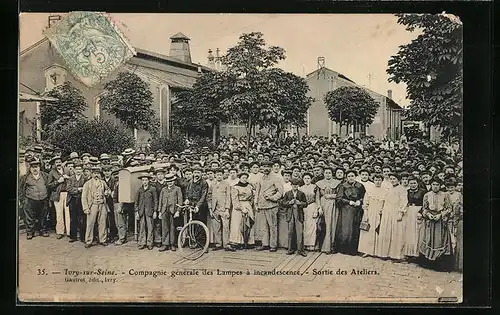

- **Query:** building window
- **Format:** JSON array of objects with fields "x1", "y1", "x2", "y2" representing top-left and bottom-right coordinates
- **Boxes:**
[
  {"x1": 94, "y1": 95, "x2": 101, "y2": 120},
  {"x1": 44, "y1": 64, "x2": 67, "y2": 92}
]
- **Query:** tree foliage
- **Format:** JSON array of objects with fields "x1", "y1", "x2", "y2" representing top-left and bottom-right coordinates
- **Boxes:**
[
  {"x1": 218, "y1": 32, "x2": 312, "y2": 149},
  {"x1": 99, "y1": 72, "x2": 159, "y2": 136},
  {"x1": 42, "y1": 81, "x2": 87, "y2": 131},
  {"x1": 324, "y1": 86, "x2": 379, "y2": 133},
  {"x1": 47, "y1": 118, "x2": 135, "y2": 156},
  {"x1": 171, "y1": 71, "x2": 233, "y2": 139},
  {"x1": 387, "y1": 13, "x2": 463, "y2": 139},
  {"x1": 150, "y1": 132, "x2": 187, "y2": 154},
  {"x1": 172, "y1": 32, "x2": 311, "y2": 148}
]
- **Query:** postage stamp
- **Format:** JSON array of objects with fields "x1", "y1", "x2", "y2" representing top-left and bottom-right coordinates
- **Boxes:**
[{"x1": 43, "y1": 11, "x2": 136, "y2": 87}]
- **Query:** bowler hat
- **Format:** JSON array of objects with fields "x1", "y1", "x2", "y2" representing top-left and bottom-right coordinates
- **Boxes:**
[
  {"x1": 69, "y1": 152, "x2": 79, "y2": 159},
  {"x1": 290, "y1": 178, "x2": 302, "y2": 185},
  {"x1": 138, "y1": 172, "x2": 150, "y2": 179},
  {"x1": 81, "y1": 152, "x2": 91, "y2": 158}
]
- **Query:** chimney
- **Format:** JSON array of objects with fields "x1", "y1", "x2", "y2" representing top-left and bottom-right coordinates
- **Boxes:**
[
  {"x1": 207, "y1": 49, "x2": 215, "y2": 69},
  {"x1": 317, "y1": 57, "x2": 325, "y2": 69},
  {"x1": 387, "y1": 89, "x2": 393, "y2": 100},
  {"x1": 215, "y1": 48, "x2": 221, "y2": 71},
  {"x1": 169, "y1": 32, "x2": 192, "y2": 63},
  {"x1": 48, "y1": 15, "x2": 62, "y2": 29}
]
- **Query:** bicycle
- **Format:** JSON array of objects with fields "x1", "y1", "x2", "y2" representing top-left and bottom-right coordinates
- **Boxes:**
[{"x1": 175, "y1": 204, "x2": 209, "y2": 260}]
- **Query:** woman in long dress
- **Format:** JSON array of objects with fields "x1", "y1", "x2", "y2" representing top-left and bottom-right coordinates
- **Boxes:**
[
  {"x1": 335, "y1": 170, "x2": 366, "y2": 255},
  {"x1": 403, "y1": 176, "x2": 427, "y2": 259},
  {"x1": 316, "y1": 167, "x2": 342, "y2": 254},
  {"x1": 419, "y1": 177, "x2": 453, "y2": 270},
  {"x1": 446, "y1": 177, "x2": 463, "y2": 272},
  {"x1": 375, "y1": 173, "x2": 408, "y2": 260},
  {"x1": 358, "y1": 173, "x2": 386, "y2": 257},
  {"x1": 228, "y1": 173, "x2": 255, "y2": 250},
  {"x1": 299, "y1": 172, "x2": 320, "y2": 251}
]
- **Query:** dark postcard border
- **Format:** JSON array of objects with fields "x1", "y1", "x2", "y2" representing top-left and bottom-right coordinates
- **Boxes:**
[{"x1": 6, "y1": 0, "x2": 493, "y2": 310}]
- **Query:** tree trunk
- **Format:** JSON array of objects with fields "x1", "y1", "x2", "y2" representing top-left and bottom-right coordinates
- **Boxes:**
[
  {"x1": 296, "y1": 125, "x2": 300, "y2": 142},
  {"x1": 212, "y1": 123, "x2": 217, "y2": 146},
  {"x1": 276, "y1": 124, "x2": 282, "y2": 146},
  {"x1": 246, "y1": 116, "x2": 252, "y2": 155}
]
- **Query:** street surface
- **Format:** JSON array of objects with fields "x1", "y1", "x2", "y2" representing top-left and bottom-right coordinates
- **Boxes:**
[{"x1": 18, "y1": 231, "x2": 462, "y2": 303}]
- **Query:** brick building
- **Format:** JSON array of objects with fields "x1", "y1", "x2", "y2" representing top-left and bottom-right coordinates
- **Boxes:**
[{"x1": 19, "y1": 16, "x2": 210, "y2": 144}]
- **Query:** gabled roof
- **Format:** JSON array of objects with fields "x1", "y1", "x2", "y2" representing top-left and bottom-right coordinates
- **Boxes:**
[
  {"x1": 170, "y1": 32, "x2": 190, "y2": 40},
  {"x1": 307, "y1": 66, "x2": 403, "y2": 110},
  {"x1": 20, "y1": 37, "x2": 212, "y2": 75},
  {"x1": 307, "y1": 66, "x2": 355, "y2": 83},
  {"x1": 134, "y1": 47, "x2": 212, "y2": 73}
]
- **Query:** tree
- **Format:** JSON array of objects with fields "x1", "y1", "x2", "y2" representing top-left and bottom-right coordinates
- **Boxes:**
[
  {"x1": 99, "y1": 72, "x2": 159, "y2": 137},
  {"x1": 220, "y1": 32, "x2": 286, "y2": 151},
  {"x1": 171, "y1": 71, "x2": 233, "y2": 144},
  {"x1": 41, "y1": 81, "x2": 87, "y2": 133},
  {"x1": 261, "y1": 68, "x2": 312, "y2": 142},
  {"x1": 324, "y1": 86, "x2": 379, "y2": 138},
  {"x1": 47, "y1": 118, "x2": 135, "y2": 156},
  {"x1": 387, "y1": 13, "x2": 463, "y2": 140}
]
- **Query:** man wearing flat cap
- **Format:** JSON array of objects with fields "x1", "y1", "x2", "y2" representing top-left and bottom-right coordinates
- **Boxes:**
[
  {"x1": 281, "y1": 178, "x2": 308, "y2": 256},
  {"x1": 135, "y1": 172, "x2": 158, "y2": 250},
  {"x1": 47, "y1": 155, "x2": 71, "y2": 239},
  {"x1": 184, "y1": 165, "x2": 209, "y2": 226},
  {"x1": 82, "y1": 166, "x2": 112, "y2": 248},
  {"x1": 19, "y1": 159, "x2": 50, "y2": 239},
  {"x1": 66, "y1": 161, "x2": 87, "y2": 242}
]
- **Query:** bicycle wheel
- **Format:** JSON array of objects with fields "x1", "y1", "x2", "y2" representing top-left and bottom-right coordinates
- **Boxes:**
[{"x1": 177, "y1": 220, "x2": 209, "y2": 260}]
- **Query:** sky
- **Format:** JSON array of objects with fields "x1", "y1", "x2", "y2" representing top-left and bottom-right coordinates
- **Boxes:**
[{"x1": 20, "y1": 13, "x2": 419, "y2": 107}]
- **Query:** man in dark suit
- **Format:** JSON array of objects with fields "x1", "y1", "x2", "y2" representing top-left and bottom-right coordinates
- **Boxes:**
[
  {"x1": 102, "y1": 165, "x2": 118, "y2": 242},
  {"x1": 66, "y1": 161, "x2": 87, "y2": 243},
  {"x1": 281, "y1": 178, "x2": 307, "y2": 256},
  {"x1": 134, "y1": 172, "x2": 158, "y2": 250},
  {"x1": 19, "y1": 159, "x2": 50, "y2": 239}
]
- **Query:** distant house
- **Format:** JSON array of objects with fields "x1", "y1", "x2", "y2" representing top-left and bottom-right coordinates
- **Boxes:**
[
  {"x1": 19, "y1": 18, "x2": 211, "y2": 145},
  {"x1": 304, "y1": 64, "x2": 403, "y2": 140}
]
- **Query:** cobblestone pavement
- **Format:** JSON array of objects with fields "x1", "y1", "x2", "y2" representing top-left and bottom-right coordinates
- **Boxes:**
[{"x1": 18, "y1": 232, "x2": 462, "y2": 303}]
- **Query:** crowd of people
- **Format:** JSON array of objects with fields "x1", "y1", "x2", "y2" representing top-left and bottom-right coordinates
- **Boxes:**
[{"x1": 18, "y1": 133, "x2": 463, "y2": 272}]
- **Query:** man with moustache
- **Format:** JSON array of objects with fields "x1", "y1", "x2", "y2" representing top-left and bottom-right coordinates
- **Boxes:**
[
  {"x1": 210, "y1": 168, "x2": 232, "y2": 251},
  {"x1": 19, "y1": 159, "x2": 50, "y2": 239},
  {"x1": 184, "y1": 165, "x2": 209, "y2": 225},
  {"x1": 152, "y1": 168, "x2": 168, "y2": 247},
  {"x1": 66, "y1": 161, "x2": 87, "y2": 243},
  {"x1": 254, "y1": 161, "x2": 284, "y2": 252},
  {"x1": 47, "y1": 155, "x2": 71, "y2": 239},
  {"x1": 82, "y1": 166, "x2": 111, "y2": 248},
  {"x1": 102, "y1": 165, "x2": 118, "y2": 243}
]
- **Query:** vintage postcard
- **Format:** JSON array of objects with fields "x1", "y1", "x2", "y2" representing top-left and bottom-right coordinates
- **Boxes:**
[{"x1": 18, "y1": 13, "x2": 463, "y2": 303}]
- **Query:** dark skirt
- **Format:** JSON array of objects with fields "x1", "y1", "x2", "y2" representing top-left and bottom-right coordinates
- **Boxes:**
[
  {"x1": 419, "y1": 218, "x2": 452, "y2": 261},
  {"x1": 335, "y1": 205, "x2": 363, "y2": 255}
]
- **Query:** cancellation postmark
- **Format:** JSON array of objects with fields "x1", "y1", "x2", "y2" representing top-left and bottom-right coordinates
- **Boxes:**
[{"x1": 43, "y1": 11, "x2": 136, "y2": 87}]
